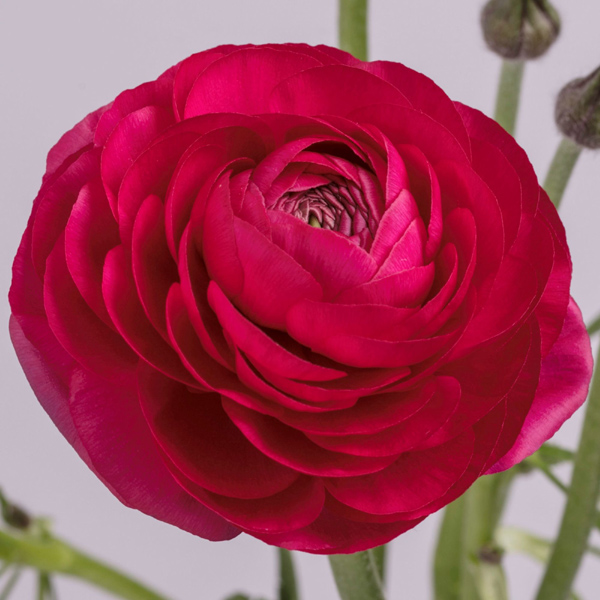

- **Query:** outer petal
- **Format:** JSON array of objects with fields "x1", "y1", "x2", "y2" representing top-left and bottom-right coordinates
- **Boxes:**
[
  {"x1": 487, "y1": 300, "x2": 593, "y2": 473},
  {"x1": 10, "y1": 319, "x2": 238, "y2": 541}
]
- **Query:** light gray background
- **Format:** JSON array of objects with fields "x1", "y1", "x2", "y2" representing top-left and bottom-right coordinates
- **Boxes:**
[{"x1": 1, "y1": 1, "x2": 599, "y2": 598}]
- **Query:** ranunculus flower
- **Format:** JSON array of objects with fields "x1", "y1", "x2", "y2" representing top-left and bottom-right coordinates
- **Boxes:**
[{"x1": 9, "y1": 44, "x2": 593, "y2": 554}]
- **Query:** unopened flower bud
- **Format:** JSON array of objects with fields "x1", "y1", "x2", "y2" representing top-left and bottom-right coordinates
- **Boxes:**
[
  {"x1": 556, "y1": 66, "x2": 600, "y2": 149},
  {"x1": 481, "y1": 0, "x2": 560, "y2": 60},
  {"x1": 0, "y1": 493, "x2": 31, "y2": 530}
]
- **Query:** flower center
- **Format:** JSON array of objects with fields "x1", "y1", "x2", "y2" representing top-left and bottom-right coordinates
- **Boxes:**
[{"x1": 272, "y1": 177, "x2": 381, "y2": 248}]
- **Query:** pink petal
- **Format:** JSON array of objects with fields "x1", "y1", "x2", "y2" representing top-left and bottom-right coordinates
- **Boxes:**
[
  {"x1": 397, "y1": 144, "x2": 443, "y2": 261},
  {"x1": 200, "y1": 173, "x2": 245, "y2": 298},
  {"x1": 207, "y1": 281, "x2": 346, "y2": 382},
  {"x1": 454, "y1": 102, "x2": 539, "y2": 215},
  {"x1": 165, "y1": 283, "x2": 239, "y2": 391},
  {"x1": 534, "y1": 190, "x2": 572, "y2": 356},
  {"x1": 487, "y1": 300, "x2": 592, "y2": 472},
  {"x1": 286, "y1": 300, "x2": 415, "y2": 347},
  {"x1": 360, "y1": 61, "x2": 471, "y2": 155},
  {"x1": 101, "y1": 106, "x2": 174, "y2": 215},
  {"x1": 369, "y1": 190, "x2": 420, "y2": 264},
  {"x1": 184, "y1": 47, "x2": 322, "y2": 118},
  {"x1": 31, "y1": 149, "x2": 101, "y2": 277},
  {"x1": 117, "y1": 131, "x2": 199, "y2": 244},
  {"x1": 223, "y1": 399, "x2": 399, "y2": 477},
  {"x1": 172, "y1": 46, "x2": 239, "y2": 120},
  {"x1": 179, "y1": 226, "x2": 235, "y2": 368},
  {"x1": 231, "y1": 217, "x2": 323, "y2": 329},
  {"x1": 166, "y1": 466, "x2": 325, "y2": 534},
  {"x1": 307, "y1": 329, "x2": 459, "y2": 369},
  {"x1": 337, "y1": 264, "x2": 435, "y2": 308},
  {"x1": 131, "y1": 195, "x2": 178, "y2": 336},
  {"x1": 470, "y1": 137, "x2": 522, "y2": 249},
  {"x1": 10, "y1": 318, "x2": 238, "y2": 541},
  {"x1": 269, "y1": 211, "x2": 377, "y2": 299},
  {"x1": 349, "y1": 104, "x2": 470, "y2": 166},
  {"x1": 325, "y1": 431, "x2": 474, "y2": 514},
  {"x1": 269, "y1": 65, "x2": 411, "y2": 116},
  {"x1": 253, "y1": 506, "x2": 423, "y2": 554},
  {"x1": 46, "y1": 105, "x2": 107, "y2": 177},
  {"x1": 44, "y1": 233, "x2": 136, "y2": 378},
  {"x1": 138, "y1": 365, "x2": 299, "y2": 499},
  {"x1": 95, "y1": 67, "x2": 176, "y2": 145},
  {"x1": 102, "y1": 245, "x2": 196, "y2": 386},
  {"x1": 375, "y1": 219, "x2": 427, "y2": 278},
  {"x1": 253, "y1": 363, "x2": 410, "y2": 406},
  {"x1": 64, "y1": 178, "x2": 119, "y2": 326},
  {"x1": 274, "y1": 378, "x2": 449, "y2": 437},
  {"x1": 307, "y1": 377, "x2": 461, "y2": 456}
]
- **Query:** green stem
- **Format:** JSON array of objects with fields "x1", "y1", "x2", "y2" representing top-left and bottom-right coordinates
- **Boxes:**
[
  {"x1": 329, "y1": 550, "x2": 385, "y2": 600},
  {"x1": 543, "y1": 137, "x2": 583, "y2": 209},
  {"x1": 433, "y1": 471, "x2": 516, "y2": 600},
  {"x1": 338, "y1": 0, "x2": 368, "y2": 61},
  {"x1": 371, "y1": 545, "x2": 386, "y2": 586},
  {"x1": 0, "y1": 566, "x2": 21, "y2": 600},
  {"x1": 494, "y1": 60, "x2": 525, "y2": 136},
  {"x1": 535, "y1": 354, "x2": 600, "y2": 600},
  {"x1": 278, "y1": 548, "x2": 299, "y2": 600},
  {"x1": 434, "y1": 495, "x2": 468, "y2": 600},
  {"x1": 0, "y1": 529, "x2": 170, "y2": 600}
]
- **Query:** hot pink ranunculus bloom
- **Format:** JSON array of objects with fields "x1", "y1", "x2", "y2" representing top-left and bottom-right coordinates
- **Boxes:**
[{"x1": 10, "y1": 44, "x2": 592, "y2": 553}]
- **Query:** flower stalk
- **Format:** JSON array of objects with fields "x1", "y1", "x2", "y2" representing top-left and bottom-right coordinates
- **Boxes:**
[
  {"x1": 0, "y1": 528, "x2": 170, "y2": 600},
  {"x1": 494, "y1": 60, "x2": 525, "y2": 136},
  {"x1": 535, "y1": 352, "x2": 600, "y2": 600},
  {"x1": 543, "y1": 137, "x2": 582, "y2": 209},
  {"x1": 329, "y1": 551, "x2": 385, "y2": 600},
  {"x1": 434, "y1": 471, "x2": 515, "y2": 600},
  {"x1": 338, "y1": 0, "x2": 368, "y2": 61},
  {"x1": 371, "y1": 545, "x2": 386, "y2": 586},
  {"x1": 278, "y1": 549, "x2": 299, "y2": 600}
]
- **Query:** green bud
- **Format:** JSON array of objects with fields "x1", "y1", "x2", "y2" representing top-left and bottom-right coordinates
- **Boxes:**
[
  {"x1": 556, "y1": 66, "x2": 600, "y2": 149},
  {"x1": 481, "y1": 0, "x2": 560, "y2": 60}
]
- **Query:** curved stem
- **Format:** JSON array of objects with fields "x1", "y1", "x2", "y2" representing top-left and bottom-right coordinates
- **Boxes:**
[
  {"x1": 338, "y1": 0, "x2": 368, "y2": 61},
  {"x1": 0, "y1": 529, "x2": 170, "y2": 600},
  {"x1": 278, "y1": 549, "x2": 299, "y2": 600},
  {"x1": 329, "y1": 550, "x2": 385, "y2": 600},
  {"x1": 494, "y1": 60, "x2": 525, "y2": 136},
  {"x1": 543, "y1": 137, "x2": 583, "y2": 209},
  {"x1": 535, "y1": 354, "x2": 600, "y2": 600}
]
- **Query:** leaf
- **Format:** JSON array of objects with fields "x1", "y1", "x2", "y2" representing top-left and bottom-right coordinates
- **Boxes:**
[
  {"x1": 495, "y1": 527, "x2": 550, "y2": 562},
  {"x1": 529, "y1": 443, "x2": 575, "y2": 467},
  {"x1": 495, "y1": 527, "x2": 596, "y2": 599}
]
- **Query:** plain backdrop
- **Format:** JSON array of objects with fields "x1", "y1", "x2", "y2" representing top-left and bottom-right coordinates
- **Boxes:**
[{"x1": 1, "y1": 1, "x2": 599, "y2": 598}]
